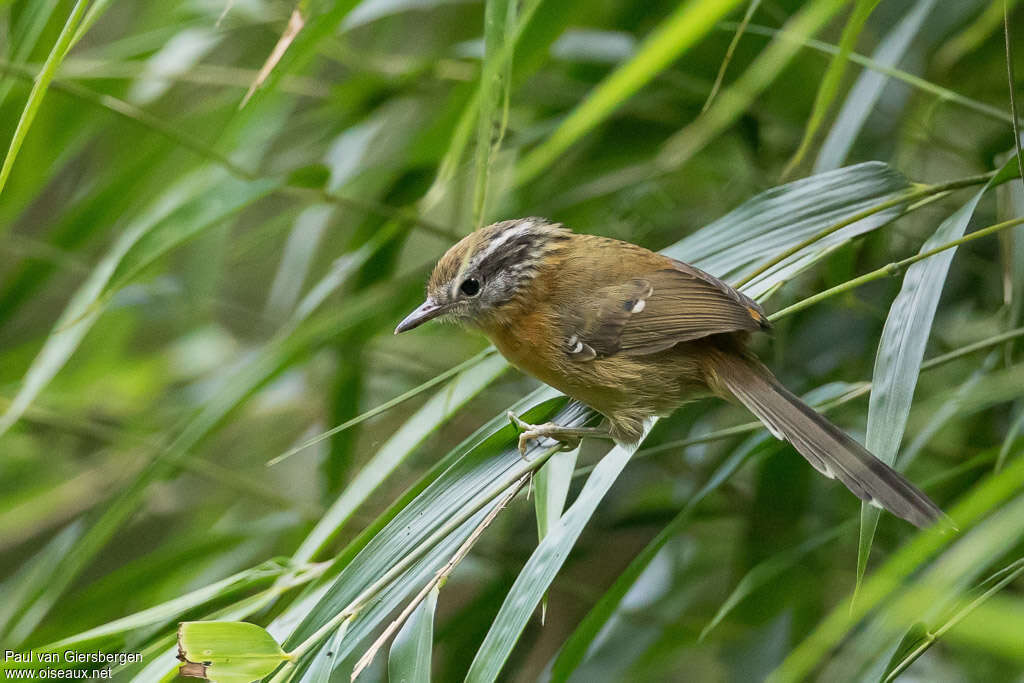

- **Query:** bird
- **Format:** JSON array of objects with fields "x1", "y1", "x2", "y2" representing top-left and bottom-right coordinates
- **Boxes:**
[{"x1": 394, "y1": 217, "x2": 945, "y2": 528}]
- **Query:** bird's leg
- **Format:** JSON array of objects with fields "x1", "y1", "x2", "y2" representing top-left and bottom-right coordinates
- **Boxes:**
[{"x1": 507, "y1": 411, "x2": 613, "y2": 457}]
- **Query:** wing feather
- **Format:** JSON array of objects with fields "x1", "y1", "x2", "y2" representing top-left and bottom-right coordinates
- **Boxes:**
[{"x1": 565, "y1": 261, "x2": 767, "y2": 359}]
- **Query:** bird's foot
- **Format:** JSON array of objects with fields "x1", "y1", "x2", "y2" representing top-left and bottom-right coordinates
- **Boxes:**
[{"x1": 507, "y1": 412, "x2": 601, "y2": 458}]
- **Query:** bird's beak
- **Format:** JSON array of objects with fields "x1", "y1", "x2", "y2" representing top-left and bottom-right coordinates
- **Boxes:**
[{"x1": 394, "y1": 298, "x2": 447, "y2": 334}]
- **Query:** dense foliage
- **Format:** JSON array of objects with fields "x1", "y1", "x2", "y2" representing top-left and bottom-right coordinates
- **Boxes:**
[{"x1": 0, "y1": 0, "x2": 1022, "y2": 681}]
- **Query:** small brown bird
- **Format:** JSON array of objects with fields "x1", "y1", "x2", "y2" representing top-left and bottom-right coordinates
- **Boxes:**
[{"x1": 395, "y1": 218, "x2": 944, "y2": 528}]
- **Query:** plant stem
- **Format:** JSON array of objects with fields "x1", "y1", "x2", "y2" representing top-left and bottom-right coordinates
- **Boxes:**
[{"x1": 768, "y1": 214, "x2": 1024, "y2": 321}]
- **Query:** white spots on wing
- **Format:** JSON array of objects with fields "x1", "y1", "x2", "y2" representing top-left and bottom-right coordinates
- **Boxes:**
[
  {"x1": 567, "y1": 334, "x2": 596, "y2": 361},
  {"x1": 869, "y1": 497, "x2": 884, "y2": 510}
]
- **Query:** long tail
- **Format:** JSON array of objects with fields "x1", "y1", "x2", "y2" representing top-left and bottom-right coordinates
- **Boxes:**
[{"x1": 702, "y1": 350, "x2": 944, "y2": 528}]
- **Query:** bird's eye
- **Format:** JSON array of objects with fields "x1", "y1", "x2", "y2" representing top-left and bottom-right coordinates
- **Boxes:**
[{"x1": 460, "y1": 278, "x2": 481, "y2": 296}]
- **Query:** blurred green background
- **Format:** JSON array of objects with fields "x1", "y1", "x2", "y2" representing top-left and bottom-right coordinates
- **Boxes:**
[{"x1": 1, "y1": 0, "x2": 1023, "y2": 681}]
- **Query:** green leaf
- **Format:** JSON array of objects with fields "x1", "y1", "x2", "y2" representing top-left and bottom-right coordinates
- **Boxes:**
[
  {"x1": 277, "y1": 395, "x2": 575, "y2": 675},
  {"x1": 782, "y1": 0, "x2": 881, "y2": 179},
  {"x1": 41, "y1": 560, "x2": 289, "y2": 651},
  {"x1": 533, "y1": 445, "x2": 578, "y2": 621},
  {"x1": 291, "y1": 351, "x2": 510, "y2": 564},
  {"x1": 176, "y1": 621, "x2": 291, "y2": 683},
  {"x1": 855, "y1": 158, "x2": 1018, "y2": 594},
  {"x1": 815, "y1": 0, "x2": 936, "y2": 172},
  {"x1": 699, "y1": 522, "x2": 851, "y2": 641},
  {"x1": 662, "y1": 161, "x2": 911, "y2": 296},
  {"x1": 550, "y1": 435, "x2": 775, "y2": 681},
  {"x1": 472, "y1": 0, "x2": 515, "y2": 228},
  {"x1": 515, "y1": 0, "x2": 748, "y2": 185},
  {"x1": 0, "y1": 170, "x2": 275, "y2": 441},
  {"x1": 465, "y1": 443, "x2": 635, "y2": 683},
  {"x1": 771, "y1": 454, "x2": 1024, "y2": 682},
  {"x1": 0, "y1": 0, "x2": 89, "y2": 197},
  {"x1": 882, "y1": 558, "x2": 1024, "y2": 680},
  {"x1": 656, "y1": 0, "x2": 849, "y2": 173},
  {"x1": 388, "y1": 586, "x2": 438, "y2": 683}
]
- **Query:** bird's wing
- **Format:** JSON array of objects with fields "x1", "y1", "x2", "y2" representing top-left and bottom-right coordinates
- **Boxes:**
[{"x1": 566, "y1": 260, "x2": 768, "y2": 360}]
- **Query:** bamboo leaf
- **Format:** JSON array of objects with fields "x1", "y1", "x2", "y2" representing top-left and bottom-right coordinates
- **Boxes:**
[
  {"x1": 176, "y1": 621, "x2": 290, "y2": 683},
  {"x1": 472, "y1": 0, "x2": 515, "y2": 228},
  {"x1": 656, "y1": 0, "x2": 849, "y2": 173},
  {"x1": 0, "y1": 0, "x2": 89, "y2": 197},
  {"x1": 855, "y1": 156, "x2": 1021, "y2": 594},
  {"x1": 533, "y1": 445, "x2": 578, "y2": 622},
  {"x1": 782, "y1": 0, "x2": 881, "y2": 179},
  {"x1": 770, "y1": 454, "x2": 1024, "y2": 682},
  {"x1": 465, "y1": 443, "x2": 635, "y2": 683},
  {"x1": 882, "y1": 558, "x2": 1024, "y2": 681},
  {"x1": 387, "y1": 586, "x2": 438, "y2": 683},
  {"x1": 291, "y1": 352, "x2": 510, "y2": 564},
  {"x1": 815, "y1": 0, "x2": 936, "y2": 172},
  {"x1": 550, "y1": 435, "x2": 774, "y2": 681},
  {"x1": 41, "y1": 560, "x2": 291, "y2": 651},
  {"x1": 515, "y1": 0, "x2": 747, "y2": 186},
  {"x1": 0, "y1": 170, "x2": 276, "y2": 441}
]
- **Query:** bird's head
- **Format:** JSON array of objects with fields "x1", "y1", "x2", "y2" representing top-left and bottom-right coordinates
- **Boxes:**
[{"x1": 395, "y1": 217, "x2": 570, "y2": 333}]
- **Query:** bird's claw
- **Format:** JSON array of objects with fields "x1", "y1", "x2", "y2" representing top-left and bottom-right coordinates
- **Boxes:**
[{"x1": 507, "y1": 411, "x2": 580, "y2": 459}]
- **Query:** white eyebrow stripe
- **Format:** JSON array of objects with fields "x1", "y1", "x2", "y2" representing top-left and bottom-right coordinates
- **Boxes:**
[{"x1": 475, "y1": 222, "x2": 535, "y2": 263}]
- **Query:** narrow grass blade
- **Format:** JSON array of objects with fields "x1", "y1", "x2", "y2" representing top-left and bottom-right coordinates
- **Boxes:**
[
  {"x1": 996, "y1": 408, "x2": 1023, "y2": 472},
  {"x1": 0, "y1": 0, "x2": 89, "y2": 198},
  {"x1": 472, "y1": 0, "x2": 515, "y2": 229},
  {"x1": 0, "y1": 0, "x2": 61, "y2": 112},
  {"x1": 699, "y1": 522, "x2": 852, "y2": 641},
  {"x1": 40, "y1": 560, "x2": 291, "y2": 651},
  {"x1": 770, "y1": 451, "x2": 1024, "y2": 682},
  {"x1": 701, "y1": 0, "x2": 763, "y2": 112},
  {"x1": 515, "y1": 0, "x2": 747, "y2": 186},
  {"x1": 387, "y1": 586, "x2": 438, "y2": 683},
  {"x1": 0, "y1": 170, "x2": 274, "y2": 440},
  {"x1": 1005, "y1": 0, "x2": 1024, "y2": 189},
  {"x1": 936, "y1": 0, "x2": 1021, "y2": 68},
  {"x1": 657, "y1": 0, "x2": 849, "y2": 173},
  {"x1": 533, "y1": 446, "x2": 579, "y2": 622},
  {"x1": 292, "y1": 352, "x2": 510, "y2": 564},
  {"x1": 549, "y1": 435, "x2": 773, "y2": 681},
  {"x1": 0, "y1": 521, "x2": 82, "y2": 644},
  {"x1": 815, "y1": 0, "x2": 936, "y2": 172},
  {"x1": 735, "y1": 21, "x2": 1017, "y2": 126},
  {"x1": 855, "y1": 159, "x2": 1019, "y2": 594},
  {"x1": 782, "y1": 0, "x2": 881, "y2": 179},
  {"x1": 881, "y1": 557, "x2": 1024, "y2": 681},
  {"x1": 240, "y1": 5, "x2": 306, "y2": 108},
  {"x1": 465, "y1": 443, "x2": 635, "y2": 683},
  {"x1": 269, "y1": 349, "x2": 496, "y2": 467}
]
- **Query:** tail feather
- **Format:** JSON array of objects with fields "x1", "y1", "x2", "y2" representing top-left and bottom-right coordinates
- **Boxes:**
[{"x1": 705, "y1": 351, "x2": 944, "y2": 528}]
